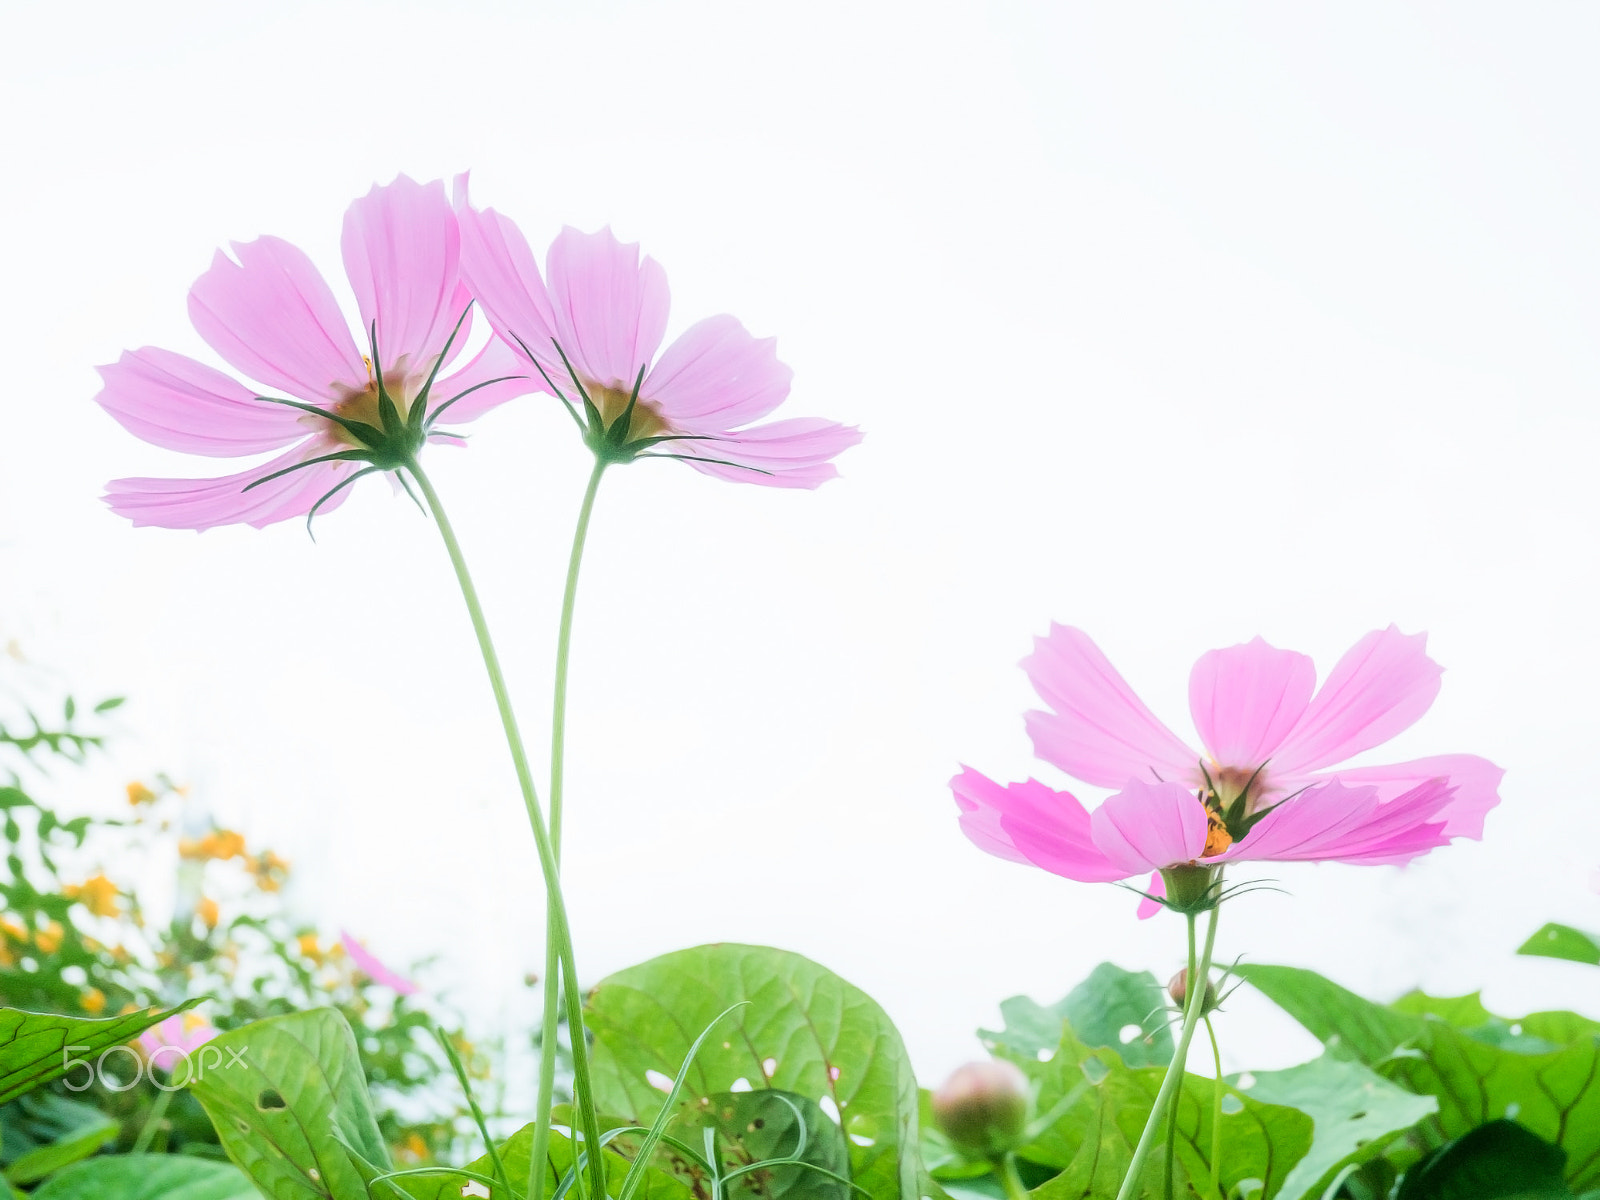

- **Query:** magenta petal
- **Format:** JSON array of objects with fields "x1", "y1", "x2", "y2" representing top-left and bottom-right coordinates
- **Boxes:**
[
  {"x1": 342, "y1": 176, "x2": 463, "y2": 370},
  {"x1": 1188, "y1": 637, "x2": 1314, "y2": 767},
  {"x1": 677, "y1": 417, "x2": 863, "y2": 489},
  {"x1": 1136, "y1": 872, "x2": 1165, "y2": 921},
  {"x1": 644, "y1": 315, "x2": 793, "y2": 430},
  {"x1": 431, "y1": 335, "x2": 539, "y2": 424},
  {"x1": 339, "y1": 930, "x2": 419, "y2": 995},
  {"x1": 188, "y1": 236, "x2": 364, "y2": 402},
  {"x1": 454, "y1": 194, "x2": 561, "y2": 380},
  {"x1": 103, "y1": 445, "x2": 355, "y2": 531},
  {"x1": 1312, "y1": 754, "x2": 1503, "y2": 840},
  {"x1": 1090, "y1": 779, "x2": 1210, "y2": 875},
  {"x1": 1230, "y1": 778, "x2": 1452, "y2": 865},
  {"x1": 1023, "y1": 626, "x2": 1198, "y2": 789},
  {"x1": 950, "y1": 767, "x2": 1126, "y2": 882},
  {"x1": 1272, "y1": 627, "x2": 1443, "y2": 776},
  {"x1": 546, "y1": 227, "x2": 670, "y2": 391},
  {"x1": 95, "y1": 348, "x2": 306, "y2": 456}
]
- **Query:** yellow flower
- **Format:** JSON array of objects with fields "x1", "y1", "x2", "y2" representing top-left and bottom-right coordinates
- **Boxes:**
[
  {"x1": 1, "y1": 918, "x2": 26, "y2": 943},
  {"x1": 179, "y1": 829, "x2": 248, "y2": 862},
  {"x1": 81, "y1": 988, "x2": 106, "y2": 1014},
  {"x1": 63, "y1": 874, "x2": 121, "y2": 918},
  {"x1": 34, "y1": 922, "x2": 64, "y2": 954},
  {"x1": 400, "y1": 1132, "x2": 429, "y2": 1162},
  {"x1": 297, "y1": 933, "x2": 322, "y2": 961},
  {"x1": 126, "y1": 781, "x2": 158, "y2": 806},
  {"x1": 196, "y1": 898, "x2": 220, "y2": 929}
]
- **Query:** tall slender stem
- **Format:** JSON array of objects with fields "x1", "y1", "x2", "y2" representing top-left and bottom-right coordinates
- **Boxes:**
[
  {"x1": 1204, "y1": 1016, "x2": 1224, "y2": 1198},
  {"x1": 998, "y1": 1153, "x2": 1029, "y2": 1200},
  {"x1": 533, "y1": 457, "x2": 607, "y2": 1200},
  {"x1": 1114, "y1": 902, "x2": 1222, "y2": 1200},
  {"x1": 407, "y1": 461, "x2": 608, "y2": 1200},
  {"x1": 1163, "y1": 917, "x2": 1199, "y2": 1200}
]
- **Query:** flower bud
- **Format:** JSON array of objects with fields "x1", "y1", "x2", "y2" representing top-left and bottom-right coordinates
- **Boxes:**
[
  {"x1": 1167, "y1": 968, "x2": 1218, "y2": 1015},
  {"x1": 930, "y1": 1059, "x2": 1031, "y2": 1159}
]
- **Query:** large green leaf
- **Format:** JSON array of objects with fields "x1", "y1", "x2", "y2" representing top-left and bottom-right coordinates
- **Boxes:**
[
  {"x1": 3, "y1": 1093, "x2": 118, "y2": 1184},
  {"x1": 29, "y1": 1154, "x2": 259, "y2": 1200},
  {"x1": 1394, "y1": 1120, "x2": 1571, "y2": 1200},
  {"x1": 187, "y1": 1007, "x2": 387, "y2": 1200},
  {"x1": 1518, "y1": 924, "x2": 1600, "y2": 967},
  {"x1": 689, "y1": 1089, "x2": 851, "y2": 1198},
  {"x1": 0, "y1": 1002, "x2": 196, "y2": 1104},
  {"x1": 584, "y1": 943, "x2": 926, "y2": 1200},
  {"x1": 980, "y1": 963, "x2": 1174, "y2": 1070},
  {"x1": 1241, "y1": 964, "x2": 1600, "y2": 1190},
  {"x1": 1235, "y1": 1052, "x2": 1437, "y2": 1200}
]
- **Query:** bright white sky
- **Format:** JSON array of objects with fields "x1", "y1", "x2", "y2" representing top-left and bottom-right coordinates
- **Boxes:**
[{"x1": 3, "y1": 0, "x2": 1599, "y2": 1084}]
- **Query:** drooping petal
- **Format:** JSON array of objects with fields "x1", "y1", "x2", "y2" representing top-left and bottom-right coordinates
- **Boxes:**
[
  {"x1": 188, "y1": 236, "x2": 365, "y2": 402},
  {"x1": 1272, "y1": 627, "x2": 1443, "y2": 776},
  {"x1": 1309, "y1": 754, "x2": 1503, "y2": 840},
  {"x1": 95, "y1": 347, "x2": 306, "y2": 456},
  {"x1": 428, "y1": 334, "x2": 540, "y2": 424},
  {"x1": 675, "y1": 417, "x2": 863, "y2": 489},
  {"x1": 950, "y1": 768, "x2": 1127, "y2": 882},
  {"x1": 1136, "y1": 872, "x2": 1165, "y2": 920},
  {"x1": 1089, "y1": 779, "x2": 1210, "y2": 875},
  {"x1": 1024, "y1": 626, "x2": 1199, "y2": 789},
  {"x1": 453, "y1": 186, "x2": 562, "y2": 380},
  {"x1": 1188, "y1": 637, "x2": 1315, "y2": 767},
  {"x1": 339, "y1": 930, "x2": 419, "y2": 995},
  {"x1": 546, "y1": 226, "x2": 670, "y2": 392},
  {"x1": 341, "y1": 176, "x2": 463, "y2": 370},
  {"x1": 103, "y1": 444, "x2": 357, "y2": 531},
  {"x1": 1228, "y1": 779, "x2": 1453, "y2": 865},
  {"x1": 643, "y1": 315, "x2": 792, "y2": 430}
]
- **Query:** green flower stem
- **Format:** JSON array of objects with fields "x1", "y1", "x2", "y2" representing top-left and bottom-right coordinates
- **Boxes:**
[
  {"x1": 1163, "y1": 916, "x2": 1199, "y2": 1200},
  {"x1": 998, "y1": 1153, "x2": 1029, "y2": 1200},
  {"x1": 1113, "y1": 901, "x2": 1223, "y2": 1200},
  {"x1": 1204, "y1": 1015, "x2": 1224, "y2": 1199},
  {"x1": 408, "y1": 460, "x2": 608, "y2": 1200},
  {"x1": 131, "y1": 1086, "x2": 173, "y2": 1155},
  {"x1": 533, "y1": 456, "x2": 607, "y2": 1200}
]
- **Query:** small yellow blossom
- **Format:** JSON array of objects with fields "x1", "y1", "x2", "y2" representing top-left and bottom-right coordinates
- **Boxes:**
[
  {"x1": 63, "y1": 874, "x2": 121, "y2": 918},
  {"x1": 80, "y1": 988, "x2": 106, "y2": 1014},
  {"x1": 196, "y1": 898, "x2": 220, "y2": 929},
  {"x1": 297, "y1": 933, "x2": 322, "y2": 961},
  {"x1": 126, "y1": 781, "x2": 158, "y2": 806},
  {"x1": 35, "y1": 922, "x2": 64, "y2": 954},
  {"x1": 179, "y1": 829, "x2": 248, "y2": 862},
  {"x1": 1, "y1": 918, "x2": 26, "y2": 943},
  {"x1": 399, "y1": 1132, "x2": 429, "y2": 1162}
]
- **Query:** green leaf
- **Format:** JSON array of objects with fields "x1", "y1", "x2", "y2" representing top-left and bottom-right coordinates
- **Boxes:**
[
  {"x1": 999, "y1": 1028, "x2": 1313, "y2": 1199},
  {"x1": 584, "y1": 942, "x2": 927, "y2": 1200},
  {"x1": 29, "y1": 1154, "x2": 258, "y2": 1199},
  {"x1": 1519, "y1": 924, "x2": 1600, "y2": 967},
  {"x1": 0, "y1": 1002, "x2": 197, "y2": 1105},
  {"x1": 1241, "y1": 964, "x2": 1600, "y2": 1189},
  {"x1": 980, "y1": 963, "x2": 1174, "y2": 1070},
  {"x1": 1395, "y1": 1119, "x2": 1571, "y2": 1200},
  {"x1": 187, "y1": 1007, "x2": 388, "y2": 1200},
  {"x1": 691, "y1": 1089, "x2": 852, "y2": 1198},
  {"x1": 91, "y1": 697, "x2": 125, "y2": 714},
  {"x1": 1234, "y1": 1052, "x2": 1437, "y2": 1200},
  {"x1": 5, "y1": 1098, "x2": 118, "y2": 1184}
]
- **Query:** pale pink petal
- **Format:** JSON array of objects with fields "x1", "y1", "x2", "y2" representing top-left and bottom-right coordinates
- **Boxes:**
[
  {"x1": 103, "y1": 445, "x2": 356, "y2": 531},
  {"x1": 1024, "y1": 626, "x2": 1199, "y2": 789},
  {"x1": 188, "y1": 236, "x2": 365, "y2": 402},
  {"x1": 1090, "y1": 779, "x2": 1211, "y2": 875},
  {"x1": 643, "y1": 315, "x2": 792, "y2": 430},
  {"x1": 341, "y1": 176, "x2": 463, "y2": 369},
  {"x1": 1308, "y1": 754, "x2": 1503, "y2": 840},
  {"x1": 1272, "y1": 627, "x2": 1442, "y2": 776},
  {"x1": 454, "y1": 192, "x2": 562, "y2": 382},
  {"x1": 1229, "y1": 778, "x2": 1454, "y2": 865},
  {"x1": 675, "y1": 418, "x2": 863, "y2": 489},
  {"x1": 546, "y1": 227, "x2": 670, "y2": 392},
  {"x1": 1188, "y1": 638, "x2": 1314, "y2": 767},
  {"x1": 95, "y1": 348, "x2": 306, "y2": 456},
  {"x1": 428, "y1": 335, "x2": 539, "y2": 424},
  {"x1": 1136, "y1": 872, "x2": 1165, "y2": 920},
  {"x1": 340, "y1": 929, "x2": 419, "y2": 995},
  {"x1": 950, "y1": 768, "x2": 1126, "y2": 882}
]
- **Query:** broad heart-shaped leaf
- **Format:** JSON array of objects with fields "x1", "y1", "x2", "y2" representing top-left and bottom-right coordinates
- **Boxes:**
[
  {"x1": 3, "y1": 1092, "x2": 119, "y2": 1183},
  {"x1": 187, "y1": 1007, "x2": 388, "y2": 1200},
  {"x1": 1519, "y1": 924, "x2": 1600, "y2": 967},
  {"x1": 29, "y1": 1154, "x2": 259, "y2": 1199},
  {"x1": 1240, "y1": 964, "x2": 1600, "y2": 1190},
  {"x1": 584, "y1": 943, "x2": 927, "y2": 1200},
  {"x1": 0, "y1": 1001, "x2": 197, "y2": 1104},
  {"x1": 1395, "y1": 1119, "x2": 1571, "y2": 1200},
  {"x1": 1234, "y1": 1052, "x2": 1437, "y2": 1200},
  {"x1": 1000, "y1": 1029, "x2": 1313, "y2": 1199},
  {"x1": 979, "y1": 963, "x2": 1174, "y2": 1070}
]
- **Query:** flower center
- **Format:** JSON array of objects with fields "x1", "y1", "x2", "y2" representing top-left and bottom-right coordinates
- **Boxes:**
[
  {"x1": 1207, "y1": 764, "x2": 1267, "y2": 815},
  {"x1": 326, "y1": 361, "x2": 414, "y2": 448},
  {"x1": 589, "y1": 385, "x2": 670, "y2": 442}
]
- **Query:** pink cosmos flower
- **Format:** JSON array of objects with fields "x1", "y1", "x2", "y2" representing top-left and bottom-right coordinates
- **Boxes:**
[
  {"x1": 98, "y1": 176, "x2": 531, "y2": 531},
  {"x1": 953, "y1": 626, "x2": 1502, "y2": 911},
  {"x1": 340, "y1": 929, "x2": 420, "y2": 995},
  {"x1": 139, "y1": 1012, "x2": 219, "y2": 1069},
  {"x1": 453, "y1": 180, "x2": 861, "y2": 487}
]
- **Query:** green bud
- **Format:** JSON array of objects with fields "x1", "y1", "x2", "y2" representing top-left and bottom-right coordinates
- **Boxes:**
[{"x1": 930, "y1": 1059, "x2": 1031, "y2": 1160}]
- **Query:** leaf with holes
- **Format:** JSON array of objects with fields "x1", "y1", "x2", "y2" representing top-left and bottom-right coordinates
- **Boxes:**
[
  {"x1": 1519, "y1": 924, "x2": 1600, "y2": 967},
  {"x1": 0, "y1": 1002, "x2": 198, "y2": 1105},
  {"x1": 979, "y1": 962, "x2": 1174, "y2": 1070},
  {"x1": 186, "y1": 1007, "x2": 387, "y2": 1200},
  {"x1": 1240, "y1": 964, "x2": 1600, "y2": 1191},
  {"x1": 584, "y1": 942, "x2": 927, "y2": 1200},
  {"x1": 28, "y1": 1154, "x2": 259, "y2": 1200},
  {"x1": 1233, "y1": 1052, "x2": 1437, "y2": 1200},
  {"x1": 998, "y1": 1027, "x2": 1313, "y2": 1199}
]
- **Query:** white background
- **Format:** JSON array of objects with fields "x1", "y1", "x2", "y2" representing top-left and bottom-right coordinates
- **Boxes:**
[{"x1": 3, "y1": 0, "x2": 1598, "y2": 1083}]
